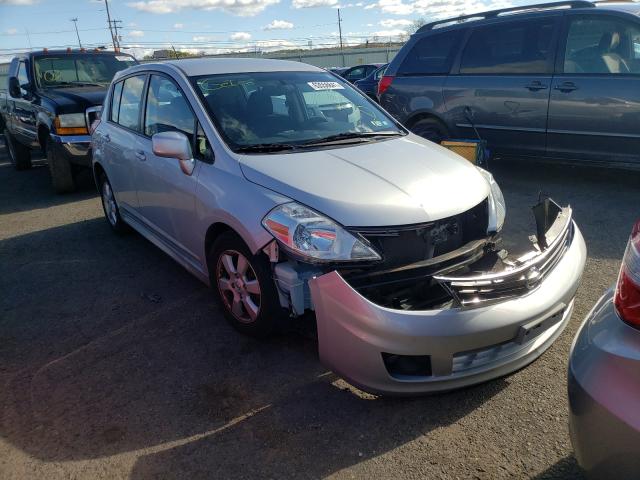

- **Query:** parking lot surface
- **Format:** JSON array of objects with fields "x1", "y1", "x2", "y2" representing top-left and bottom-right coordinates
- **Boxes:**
[{"x1": 1, "y1": 139, "x2": 639, "y2": 480}]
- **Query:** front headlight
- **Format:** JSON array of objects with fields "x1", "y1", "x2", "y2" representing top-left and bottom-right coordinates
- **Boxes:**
[
  {"x1": 54, "y1": 113, "x2": 88, "y2": 135},
  {"x1": 478, "y1": 167, "x2": 506, "y2": 233},
  {"x1": 262, "y1": 202, "x2": 381, "y2": 263}
]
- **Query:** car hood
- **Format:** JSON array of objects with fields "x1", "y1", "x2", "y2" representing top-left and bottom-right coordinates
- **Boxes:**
[
  {"x1": 238, "y1": 135, "x2": 490, "y2": 227},
  {"x1": 40, "y1": 86, "x2": 107, "y2": 111}
]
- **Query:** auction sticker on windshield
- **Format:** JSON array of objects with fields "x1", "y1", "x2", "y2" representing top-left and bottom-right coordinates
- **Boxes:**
[{"x1": 308, "y1": 81, "x2": 344, "y2": 90}]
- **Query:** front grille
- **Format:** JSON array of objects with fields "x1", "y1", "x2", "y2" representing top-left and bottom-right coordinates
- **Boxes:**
[{"x1": 350, "y1": 198, "x2": 489, "y2": 270}]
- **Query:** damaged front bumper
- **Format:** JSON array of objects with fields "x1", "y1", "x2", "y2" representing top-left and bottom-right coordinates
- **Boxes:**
[{"x1": 308, "y1": 199, "x2": 586, "y2": 395}]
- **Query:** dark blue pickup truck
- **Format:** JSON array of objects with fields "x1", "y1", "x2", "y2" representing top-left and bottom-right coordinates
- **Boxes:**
[{"x1": 0, "y1": 49, "x2": 136, "y2": 192}]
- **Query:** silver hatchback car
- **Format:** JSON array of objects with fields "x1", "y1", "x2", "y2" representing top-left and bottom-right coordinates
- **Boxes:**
[{"x1": 92, "y1": 58, "x2": 586, "y2": 395}]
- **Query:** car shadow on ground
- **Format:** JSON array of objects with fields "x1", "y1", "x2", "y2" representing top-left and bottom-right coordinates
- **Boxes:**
[
  {"x1": 0, "y1": 141, "x2": 97, "y2": 216},
  {"x1": 531, "y1": 456, "x2": 584, "y2": 479},
  {"x1": 0, "y1": 217, "x2": 508, "y2": 478}
]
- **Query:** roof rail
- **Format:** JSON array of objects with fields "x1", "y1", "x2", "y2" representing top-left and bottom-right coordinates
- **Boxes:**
[{"x1": 416, "y1": 1, "x2": 595, "y2": 33}]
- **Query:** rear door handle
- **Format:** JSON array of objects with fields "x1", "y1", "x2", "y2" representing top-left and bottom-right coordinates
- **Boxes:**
[
  {"x1": 525, "y1": 81, "x2": 548, "y2": 91},
  {"x1": 135, "y1": 150, "x2": 146, "y2": 161},
  {"x1": 554, "y1": 82, "x2": 578, "y2": 93}
]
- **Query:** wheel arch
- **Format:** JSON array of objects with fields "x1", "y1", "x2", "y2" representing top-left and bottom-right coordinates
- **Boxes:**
[
  {"x1": 405, "y1": 111, "x2": 449, "y2": 131},
  {"x1": 37, "y1": 124, "x2": 50, "y2": 154},
  {"x1": 204, "y1": 222, "x2": 254, "y2": 279}
]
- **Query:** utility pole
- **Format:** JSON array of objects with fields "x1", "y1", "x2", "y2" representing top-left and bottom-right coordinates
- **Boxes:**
[
  {"x1": 337, "y1": 8, "x2": 345, "y2": 67},
  {"x1": 103, "y1": 0, "x2": 117, "y2": 51},
  {"x1": 111, "y1": 19, "x2": 122, "y2": 49},
  {"x1": 71, "y1": 18, "x2": 82, "y2": 48}
]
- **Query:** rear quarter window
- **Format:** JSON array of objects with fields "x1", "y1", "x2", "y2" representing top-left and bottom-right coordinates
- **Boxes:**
[
  {"x1": 398, "y1": 30, "x2": 463, "y2": 75},
  {"x1": 109, "y1": 81, "x2": 124, "y2": 123}
]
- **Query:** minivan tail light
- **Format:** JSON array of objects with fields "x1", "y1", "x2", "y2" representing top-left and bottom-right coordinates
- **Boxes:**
[
  {"x1": 378, "y1": 75, "x2": 394, "y2": 97},
  {"x1": 614, "y1": 220, "x2": 640, "y2": 327}
]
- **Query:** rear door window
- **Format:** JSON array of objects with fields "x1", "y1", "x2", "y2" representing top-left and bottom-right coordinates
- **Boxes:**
[
  {"x1": 117, "y1": 75, "x2": 145, "y2": 131},
  {"x1": 563, "y1": 16, "x2": 640, "y2": 74},
  {"x1": 399, "y1": 30, "x2": 463, "y2": 75},
  {"x1": 460, "y1": 19, "x2": 556, "y2": 74}
]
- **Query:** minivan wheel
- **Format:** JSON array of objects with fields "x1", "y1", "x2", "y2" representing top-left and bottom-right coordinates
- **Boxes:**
[
  {"x1": 99, "y1": 173, "x2": 128, "y2": 234},
  {"x1": 4, "y1": 129, "x2": 32, "y2": 170},
  {"x1": 210, "y1": 232, "x2": 284, "y2": 337},
  {"x1": 410, "y1": 118, "x2": 449, "y2": 145}
]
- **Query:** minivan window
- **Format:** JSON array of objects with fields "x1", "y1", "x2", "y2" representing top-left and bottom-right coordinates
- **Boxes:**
[
  {"x1": 564, "y1": 17, "x2": 640, "y2": 75},
  {"x1": 144, "y1": 75, "x2": 195, "y2": 140},
  {"x1": 460, "y1": 19, "x2": 556, "y2": 74},
  {"x1": 117, "y1": 75, "x2": 145, "y2": 131},
  {"x1": 193, "y1": 71, "x2": 403, "y2": 152},
  {"x1": 109, "y1": 80, "x2": 124, "y2": 123},
  {"x1": 399, "y1": 30, "x2": 462, "y2": 75}
]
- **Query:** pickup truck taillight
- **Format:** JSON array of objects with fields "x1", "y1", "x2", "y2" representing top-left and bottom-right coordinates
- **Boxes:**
[
  {"x1": 614, "y1": 219, "x2": 640, "y2": 327},
  {"x1": 377, "y1": 75, "x2": 394, "y2": 97}
]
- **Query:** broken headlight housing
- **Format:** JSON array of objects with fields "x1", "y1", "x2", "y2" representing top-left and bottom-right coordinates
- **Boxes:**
[
  {"x1": 478, "y1": 167, "x2": 506, "y2": 233},
  {"x1": 262, "y1": 202, "x2": 381, "y2": 263}
]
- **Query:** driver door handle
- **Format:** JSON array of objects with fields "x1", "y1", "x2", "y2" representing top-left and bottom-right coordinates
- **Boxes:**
[{"x1": 135, "y1": 150, "x2": 146, "y2": 161}]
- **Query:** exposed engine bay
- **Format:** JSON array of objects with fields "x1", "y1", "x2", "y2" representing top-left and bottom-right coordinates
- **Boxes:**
[{"x1": 267, "y1": 197, "x2": 573, "y2": 315}]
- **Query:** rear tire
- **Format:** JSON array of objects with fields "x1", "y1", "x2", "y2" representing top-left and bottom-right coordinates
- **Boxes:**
[
  {"x1": 410, "y1": 118, "x2": 449, "y2": 145},
  {"x1": 46, "y1": 138, "x2": 75, "y2": 194},
  {"x1": 4, "y1": 129, "x2": 32, "y2": 171},
  {"x1": 98, "y1": 172, "x2": 128, "y2": 234},
  {"x1": 209, "y1": 232, "x2": 285, "y2": 337}
]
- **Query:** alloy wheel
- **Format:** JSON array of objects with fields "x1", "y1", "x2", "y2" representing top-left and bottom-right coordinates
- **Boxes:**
[
  {"x1": 101, "y1": 181, "x2": 118, "y2": 227},
  {"x1": 216, "y1": 250, "x2": 261, "y2": 324}
]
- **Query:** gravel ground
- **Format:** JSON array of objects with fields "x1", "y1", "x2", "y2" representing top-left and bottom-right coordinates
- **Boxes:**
[{"x1": 1, "y1": 140, "x2": 639, "y2": 480}]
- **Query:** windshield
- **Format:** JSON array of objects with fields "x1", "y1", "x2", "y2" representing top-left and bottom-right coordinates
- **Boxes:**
[
  {"x1": 192, "y1": 71, "x2": 404, "y2": 152},
  {"x1": 34, "y1": 54, "x2": 137, "y2": 88}
]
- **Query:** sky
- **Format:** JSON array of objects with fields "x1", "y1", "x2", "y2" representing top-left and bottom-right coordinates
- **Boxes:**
[{"x1": 1, "y1": 0, "x2": 561, "y2": 60}]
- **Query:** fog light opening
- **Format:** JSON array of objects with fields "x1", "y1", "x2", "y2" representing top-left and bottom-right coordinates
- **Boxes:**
[{"x1": 382, "y1": 353, "x2": 432, "y2": 378}]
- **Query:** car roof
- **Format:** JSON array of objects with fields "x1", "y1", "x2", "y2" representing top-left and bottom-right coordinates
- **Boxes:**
[
  {"x1": 156, "y1": 57, "x2": 323, "y2": 76},
  {"x1": 415, "y1": 1, "x2": 640, "y2": 35}
]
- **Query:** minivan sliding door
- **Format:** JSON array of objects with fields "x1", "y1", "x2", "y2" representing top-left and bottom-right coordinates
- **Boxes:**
[{"x1": 443, "y1": 17, "x2": 559, "y2": 156}]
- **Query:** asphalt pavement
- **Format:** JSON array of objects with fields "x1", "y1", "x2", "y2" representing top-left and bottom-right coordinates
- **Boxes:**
[{"x1": 1, "y1": 140, "x2": 639, "y2": 479}]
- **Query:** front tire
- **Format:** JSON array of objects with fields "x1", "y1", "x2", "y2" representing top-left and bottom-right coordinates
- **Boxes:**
[
  {"x1": 99, "y1": 173, "x2": 128, "y2": 234},
  {"x1": 46, "y1": 138, "x2": 75, "y2": 194},
  {"x1": 209, "y1": 232, "x2": 284, "y2": 337},
  {"x1": 4, "y1": 129, "x2": 32, "y2": 170}
]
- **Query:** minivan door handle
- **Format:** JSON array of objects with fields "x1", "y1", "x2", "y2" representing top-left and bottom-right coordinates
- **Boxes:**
[
  {"x1": 135, "y1": 150, "x2": 146, "y2": 161},
  {"x1": 554, "y1": 82, "x2": 578, "y2": 93},
  {"x1": 525, "y1": 81, "x2": 548, "y2": 92}
]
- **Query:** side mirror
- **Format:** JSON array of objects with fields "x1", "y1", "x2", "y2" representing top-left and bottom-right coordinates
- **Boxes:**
[
  {"x1": 151, "y1": 131, "x2": 195, "y2": 175},
  {"x1": 8, "y1": 77, "x2": 21, "y2": 98}
]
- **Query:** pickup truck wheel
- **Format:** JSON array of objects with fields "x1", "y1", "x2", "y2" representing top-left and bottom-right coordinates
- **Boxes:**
[
  {"x1": 4, "y1": 129, "x2": 32, "y2": 171},
  {"x1": 46, "y1": 138, "x2": 75, "y2": 194},
  {"x1": 98, "y1": 173, "x2": 128, "y2": 234},
  {"x1": 410, "y1": 118, "x2": 449, "y2": 145},
  {"x1": 209, "y1": 232, "x2": 285, "y2": 337}
]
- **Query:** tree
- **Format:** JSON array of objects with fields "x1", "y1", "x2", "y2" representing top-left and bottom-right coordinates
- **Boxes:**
[{"x1": 408, "y1": 18, "x2": 427, "y2": 35}]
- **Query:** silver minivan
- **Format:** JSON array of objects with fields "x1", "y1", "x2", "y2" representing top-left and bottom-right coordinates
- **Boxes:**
[{"x1": 92, "y1": 58, "x2": 586, "y2": 395}]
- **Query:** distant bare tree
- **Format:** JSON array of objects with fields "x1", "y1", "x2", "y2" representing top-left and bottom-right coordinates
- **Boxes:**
[{"x1": 408, "y1": 18, "x2": 427, "y2": 35}]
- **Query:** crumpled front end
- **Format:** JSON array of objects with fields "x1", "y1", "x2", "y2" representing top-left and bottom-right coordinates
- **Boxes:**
[{"x1": 306, "y1": 199, "x2": 586, "y2": 395}]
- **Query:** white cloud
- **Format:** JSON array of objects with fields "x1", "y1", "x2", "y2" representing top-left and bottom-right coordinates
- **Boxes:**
[
  {"x1": 0, "y1": 0, "x2": 37, "y2": 4},
  {"x1": 5, "y1": 28, "x2": 18, "y2": 34},
  {"x1": 173, "y1": 23, "x2": 184, "y2": 28},
  {"x1": 263, "y1": 19, "x2": 294, "y2": 30},
  {"x1": 127, "y1": 22, "x2": 137, "y2": 27},
  {"x1": 379, "y1": 18, "x2": 411, "y2": 27},
  {"x1": 292, "y1": 0, "x2": 337, "y2": 8},
  {"x1": 230, "y1": 31, "x2": 251, "y2": 41},
  {"x1": 127, "y1": 0, "x2": 279, "y2": 16},
  {"x1": 128, "y1": 30, "x2": 145, "y2": 37},
  {"x1": 372, "y1": 28, "x2": 407, "y2": 38}
]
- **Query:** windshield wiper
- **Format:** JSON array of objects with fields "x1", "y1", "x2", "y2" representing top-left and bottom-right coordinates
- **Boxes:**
[
  {"x1": 235, "y1": 143, "x2": 300, "y2": 153},
  {"x1": 45, "y1": 81, "x2": 105, "y2": 88},
  {"x1": 301, "y1": 131, "x2": 403, "y2": 146}
]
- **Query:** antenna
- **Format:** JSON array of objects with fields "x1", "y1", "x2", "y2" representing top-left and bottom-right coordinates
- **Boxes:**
[{"x1": 71, "y1": 18, "x2": 82, "y2": 48}]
